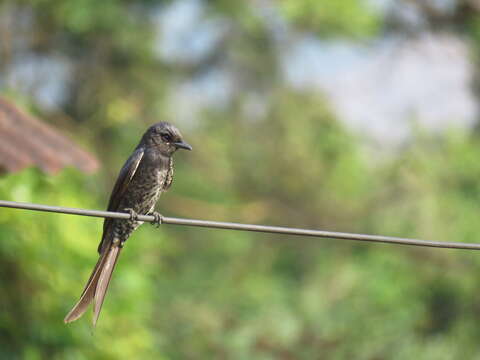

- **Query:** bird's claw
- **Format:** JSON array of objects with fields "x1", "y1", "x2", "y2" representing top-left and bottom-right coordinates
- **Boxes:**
[
  {"x1": 150, "y1": 211, "x2": 163, "y2": 228},
  {"x1": 125, "y1": 208, "x2": 139, "y2": 222}
]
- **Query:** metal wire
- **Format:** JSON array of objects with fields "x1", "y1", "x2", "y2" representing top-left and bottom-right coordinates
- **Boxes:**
[{"x1": 0, "y1": 199, "x2": 478, "y2": 250}]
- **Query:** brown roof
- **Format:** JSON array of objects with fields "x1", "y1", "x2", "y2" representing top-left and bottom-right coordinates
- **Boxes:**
[{"x1": 0, "y1": 96, "x2": 99, "y2": 174}]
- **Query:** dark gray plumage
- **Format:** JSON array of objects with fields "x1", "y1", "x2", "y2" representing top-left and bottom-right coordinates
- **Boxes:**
[{"x1": 64, "y1": 122, "x2": 191, "y2": 326}]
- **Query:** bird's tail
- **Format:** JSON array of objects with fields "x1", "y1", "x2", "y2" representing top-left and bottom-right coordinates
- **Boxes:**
[{"x1": 64, "y1": 243, "x2": 122, "y2": 326}]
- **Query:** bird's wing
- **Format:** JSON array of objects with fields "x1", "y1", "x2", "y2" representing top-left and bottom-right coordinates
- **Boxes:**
[
  {"x1": 65, "y1": 147, "x2": 144, "y2": 325},
  {"x1": 98, "y1": 147, "x2": 144, "y2": 254}
]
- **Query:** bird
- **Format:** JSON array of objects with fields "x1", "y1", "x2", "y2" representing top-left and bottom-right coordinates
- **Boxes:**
[{"x1": 64, "y1": 122, "x2": 192, "y2": 326}]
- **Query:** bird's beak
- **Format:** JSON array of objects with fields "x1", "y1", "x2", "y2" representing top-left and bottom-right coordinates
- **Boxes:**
[{"x1": 174, "y1": 141, "x2": 192, "y2": 151}]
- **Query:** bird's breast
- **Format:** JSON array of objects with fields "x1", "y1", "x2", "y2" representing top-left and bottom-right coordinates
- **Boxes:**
[{"x1": 119, "y1": 154, "x2": 170, "y2": 214}]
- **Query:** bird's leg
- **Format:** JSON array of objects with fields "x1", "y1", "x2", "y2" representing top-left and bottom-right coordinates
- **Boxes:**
[{"x1": 149, "y1": 211, "x2": 163, "y2": 228}]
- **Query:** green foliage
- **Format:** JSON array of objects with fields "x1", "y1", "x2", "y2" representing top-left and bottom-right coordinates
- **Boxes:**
[
  {"x1": 1, "y1": 0, "x2": 479, "y2": 359},
  {"x1": 279, "y1": 0, "x2": 382, "y2": 38}
]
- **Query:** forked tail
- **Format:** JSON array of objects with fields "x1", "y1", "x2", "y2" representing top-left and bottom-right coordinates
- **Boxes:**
[{"x1": 64, "y1": 243, "x2": 122, "y2": 326}]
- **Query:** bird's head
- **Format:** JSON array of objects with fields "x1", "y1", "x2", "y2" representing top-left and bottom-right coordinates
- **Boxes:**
[{"x1": 141, "y1": 122, "x2": 192, "y2": 156}]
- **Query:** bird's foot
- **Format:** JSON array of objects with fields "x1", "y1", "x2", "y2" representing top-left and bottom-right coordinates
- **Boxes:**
[
  {"x1": 149, "y1": 211, "x2": 163, "y2": 228},
  {"x1": 124, "y1": 208, "x2": 139, "y2": 222}
]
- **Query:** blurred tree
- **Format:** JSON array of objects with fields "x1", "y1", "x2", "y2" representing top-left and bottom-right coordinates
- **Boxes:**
[{"x1": 1, "y1": 0, "x2": 480, "y2": 359}]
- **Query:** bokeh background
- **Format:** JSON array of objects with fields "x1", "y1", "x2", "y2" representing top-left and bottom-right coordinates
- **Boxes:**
[{"x1": 2, "y1": 0, "x2": 480, "y2": 358}]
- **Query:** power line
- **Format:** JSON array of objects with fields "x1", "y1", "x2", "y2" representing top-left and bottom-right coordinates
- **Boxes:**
[{"x1": 0, "y1": 199, "x2": 478, "y2": 250}]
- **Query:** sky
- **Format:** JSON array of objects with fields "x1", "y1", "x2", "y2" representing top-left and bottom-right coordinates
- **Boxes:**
[{"x1": 282, "y1": 33, "x2": 476, "y2": 144}]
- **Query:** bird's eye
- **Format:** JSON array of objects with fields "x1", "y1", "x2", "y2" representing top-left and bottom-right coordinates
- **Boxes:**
[{"x1": 161, "y1": 133, "x2": 172, "y2": 142}]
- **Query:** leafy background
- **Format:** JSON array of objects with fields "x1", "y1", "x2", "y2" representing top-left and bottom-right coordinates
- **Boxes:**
[{"x1": 1, "y1": 0, "x2": 480, "y2": 358}]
